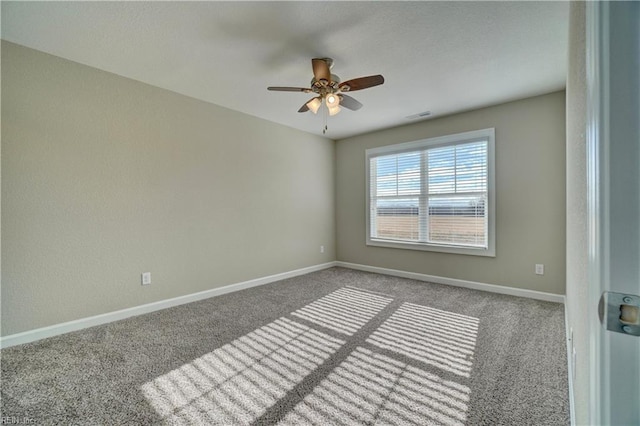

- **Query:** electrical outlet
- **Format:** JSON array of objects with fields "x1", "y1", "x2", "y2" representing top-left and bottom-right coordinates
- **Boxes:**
[
  {"x1": 142, "y1": 272, "x2": 151, "y2": 286},
  {"x1": 535, "y1": 264, "x2": 544, "y2": 275},
  {"x1": 320, "y1": 245, "x2": 325, "y2": 254}
]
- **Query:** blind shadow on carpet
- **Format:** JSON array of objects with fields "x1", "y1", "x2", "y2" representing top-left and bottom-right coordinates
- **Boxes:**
[{"x1": 141, "y1": 286, "x2": 480, "y2": 425}]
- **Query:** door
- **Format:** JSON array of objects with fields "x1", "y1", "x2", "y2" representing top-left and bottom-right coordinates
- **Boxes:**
[{"x1": 587, "y1": 1, "x2": 640, "y2": 425}]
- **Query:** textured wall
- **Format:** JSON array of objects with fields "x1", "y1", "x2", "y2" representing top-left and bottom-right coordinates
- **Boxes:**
[
  {"x1": 565, "y1": 2, "x2": 588, "y2": 423},
  {"x1": 1, "y1": 42, "x2": 335, "y2": 336},
  {"x1": 336, "y1": 92, "x2": 566, "y2": 294}
]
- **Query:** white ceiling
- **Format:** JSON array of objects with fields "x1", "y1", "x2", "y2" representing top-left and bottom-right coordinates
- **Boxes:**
[{"x1": 1, "y1": 1, "x2": 569, "y2": 140}]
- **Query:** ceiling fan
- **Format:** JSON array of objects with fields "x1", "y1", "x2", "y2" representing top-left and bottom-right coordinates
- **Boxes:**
[{"x1": 267, "y1": 58, "x2": 384, "y2": 122}]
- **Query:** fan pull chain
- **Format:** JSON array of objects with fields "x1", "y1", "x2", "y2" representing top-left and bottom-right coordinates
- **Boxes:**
[{"x1": 322, "y1": 103, "x2": 328, "y2": 134}]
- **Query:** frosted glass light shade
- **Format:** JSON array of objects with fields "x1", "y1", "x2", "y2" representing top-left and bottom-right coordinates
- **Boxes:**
[
  {"x1": 325, "y1": 94, "x2": 339, "y2": 107},
  {"x1": 307, "y1": 97, "x2": 322, "y2": 114},
  {"x1": 328, "y1": 104, "x2": 341, "y2": 116}
]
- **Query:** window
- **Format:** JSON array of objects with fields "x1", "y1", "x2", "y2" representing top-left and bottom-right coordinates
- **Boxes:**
[{"x1": 366, "y1": 128, "x2": 495, "y2": 256}]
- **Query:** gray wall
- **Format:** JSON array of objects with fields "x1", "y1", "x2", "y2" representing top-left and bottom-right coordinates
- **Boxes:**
[
  {"x1": 565, "y1": 2, "x2": 589, "y2": 424},
  {"x1": 1, "y1": 40, "x2": 569, "y2": 339},
  {"x1": 336, "y1": 92, "x2": 566, "y2": 294},
  {"x1": 1, "y1": 42, "x2": 336, "y2": 336}
]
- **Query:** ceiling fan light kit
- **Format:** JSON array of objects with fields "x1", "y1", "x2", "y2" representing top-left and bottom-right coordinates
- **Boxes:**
[
  {"x1": 328, "y1": 105, "x2": 341, "y2": 116},
  {"x1": 306, "y1": 97, "x2": 322, "y2": 114},
  {"x1": 267, "y1": 58, "x2": 384, "y2": 133}
]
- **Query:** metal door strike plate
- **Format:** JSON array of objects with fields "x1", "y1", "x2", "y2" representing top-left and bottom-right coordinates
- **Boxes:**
[{"x1": 599, "y1": 292, "x2": 640, "y2": 336}]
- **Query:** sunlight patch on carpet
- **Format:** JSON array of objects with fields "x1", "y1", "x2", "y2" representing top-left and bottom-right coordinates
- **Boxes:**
[
  {"x1": 291, "y1": 287, "x2": 393, "y2": 335},
  {"x1": 278, "y1": 346, "x2": 470, "y2": 426},
  {"x1": 141, "y1": 317, "x2": 344, "y2": 424},
  {"x1": 367, "y1": 302, "x2": 479, "y2": 377}
]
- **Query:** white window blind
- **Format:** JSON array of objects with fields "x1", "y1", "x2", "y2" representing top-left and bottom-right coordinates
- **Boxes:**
[{"x1": 366, "y1": 128, "x2": 495, "y2": 256}]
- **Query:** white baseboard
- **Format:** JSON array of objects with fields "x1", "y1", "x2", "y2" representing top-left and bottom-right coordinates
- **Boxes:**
[
  {"x1": 336, "y1": 261, "x2": 566, "y2": 303},
  {"x1": 565, "y1": 303, "x2": 577, "y2": 426},
  {"x1": 0, "y1": 261, "x2": 337, "y2": 349},
  {"x1": 1, "y1": 260, "x2": 565, "y2": 349}
]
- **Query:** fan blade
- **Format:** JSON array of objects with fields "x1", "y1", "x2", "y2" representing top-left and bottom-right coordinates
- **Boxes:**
[
  {"x1": 298, "y1": 102, "x2": 310, "y2": 113},
  {"x1": 312, "y1": 58, "x2": 331, "y2": 84},
  {"x1": 267, "y1": 86, "x2": 312, "y2": 92},
  {"x1": 339, "y1": 75, "x2": 384, "y2": 92},
  {"x1": 339, "y1": 94, "x2": 363, "y2": 111}
]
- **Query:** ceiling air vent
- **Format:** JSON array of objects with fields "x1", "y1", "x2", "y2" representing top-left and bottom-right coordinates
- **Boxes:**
[{"x1": 406, "y1": 111, "x2": 432, "y2": 120}]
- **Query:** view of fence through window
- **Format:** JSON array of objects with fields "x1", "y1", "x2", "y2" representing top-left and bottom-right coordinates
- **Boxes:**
[
  {"x1": 375, "y1": 210, "x2": 486, "y2": 245},
  {"x1": 370, "y1": 139, "x2": 488, "y2": 248}
]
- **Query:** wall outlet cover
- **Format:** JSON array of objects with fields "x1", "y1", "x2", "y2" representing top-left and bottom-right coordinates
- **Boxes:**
[{"x1": 142, "y1": 272, "x2": 151, "y2": 286}]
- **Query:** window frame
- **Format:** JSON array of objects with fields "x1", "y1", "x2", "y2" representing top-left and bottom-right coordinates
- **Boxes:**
[{"x1": 365, "y1": 128, "x2": 496, "y2": 257}]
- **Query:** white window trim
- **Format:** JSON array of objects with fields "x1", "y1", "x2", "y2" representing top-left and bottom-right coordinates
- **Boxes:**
[{"x1": 365, "y1": 128, "x2": 496, "y2": 257}]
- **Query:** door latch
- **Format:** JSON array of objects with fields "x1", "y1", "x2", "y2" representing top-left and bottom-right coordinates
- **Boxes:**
[{"x1": 599, "y1": 292, "x2": 640, "y2": 336}]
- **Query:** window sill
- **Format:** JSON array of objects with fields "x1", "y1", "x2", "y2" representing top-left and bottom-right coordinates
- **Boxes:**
[{"x1": 366, "y1": 238, "x2": 495, "y2": 257}]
